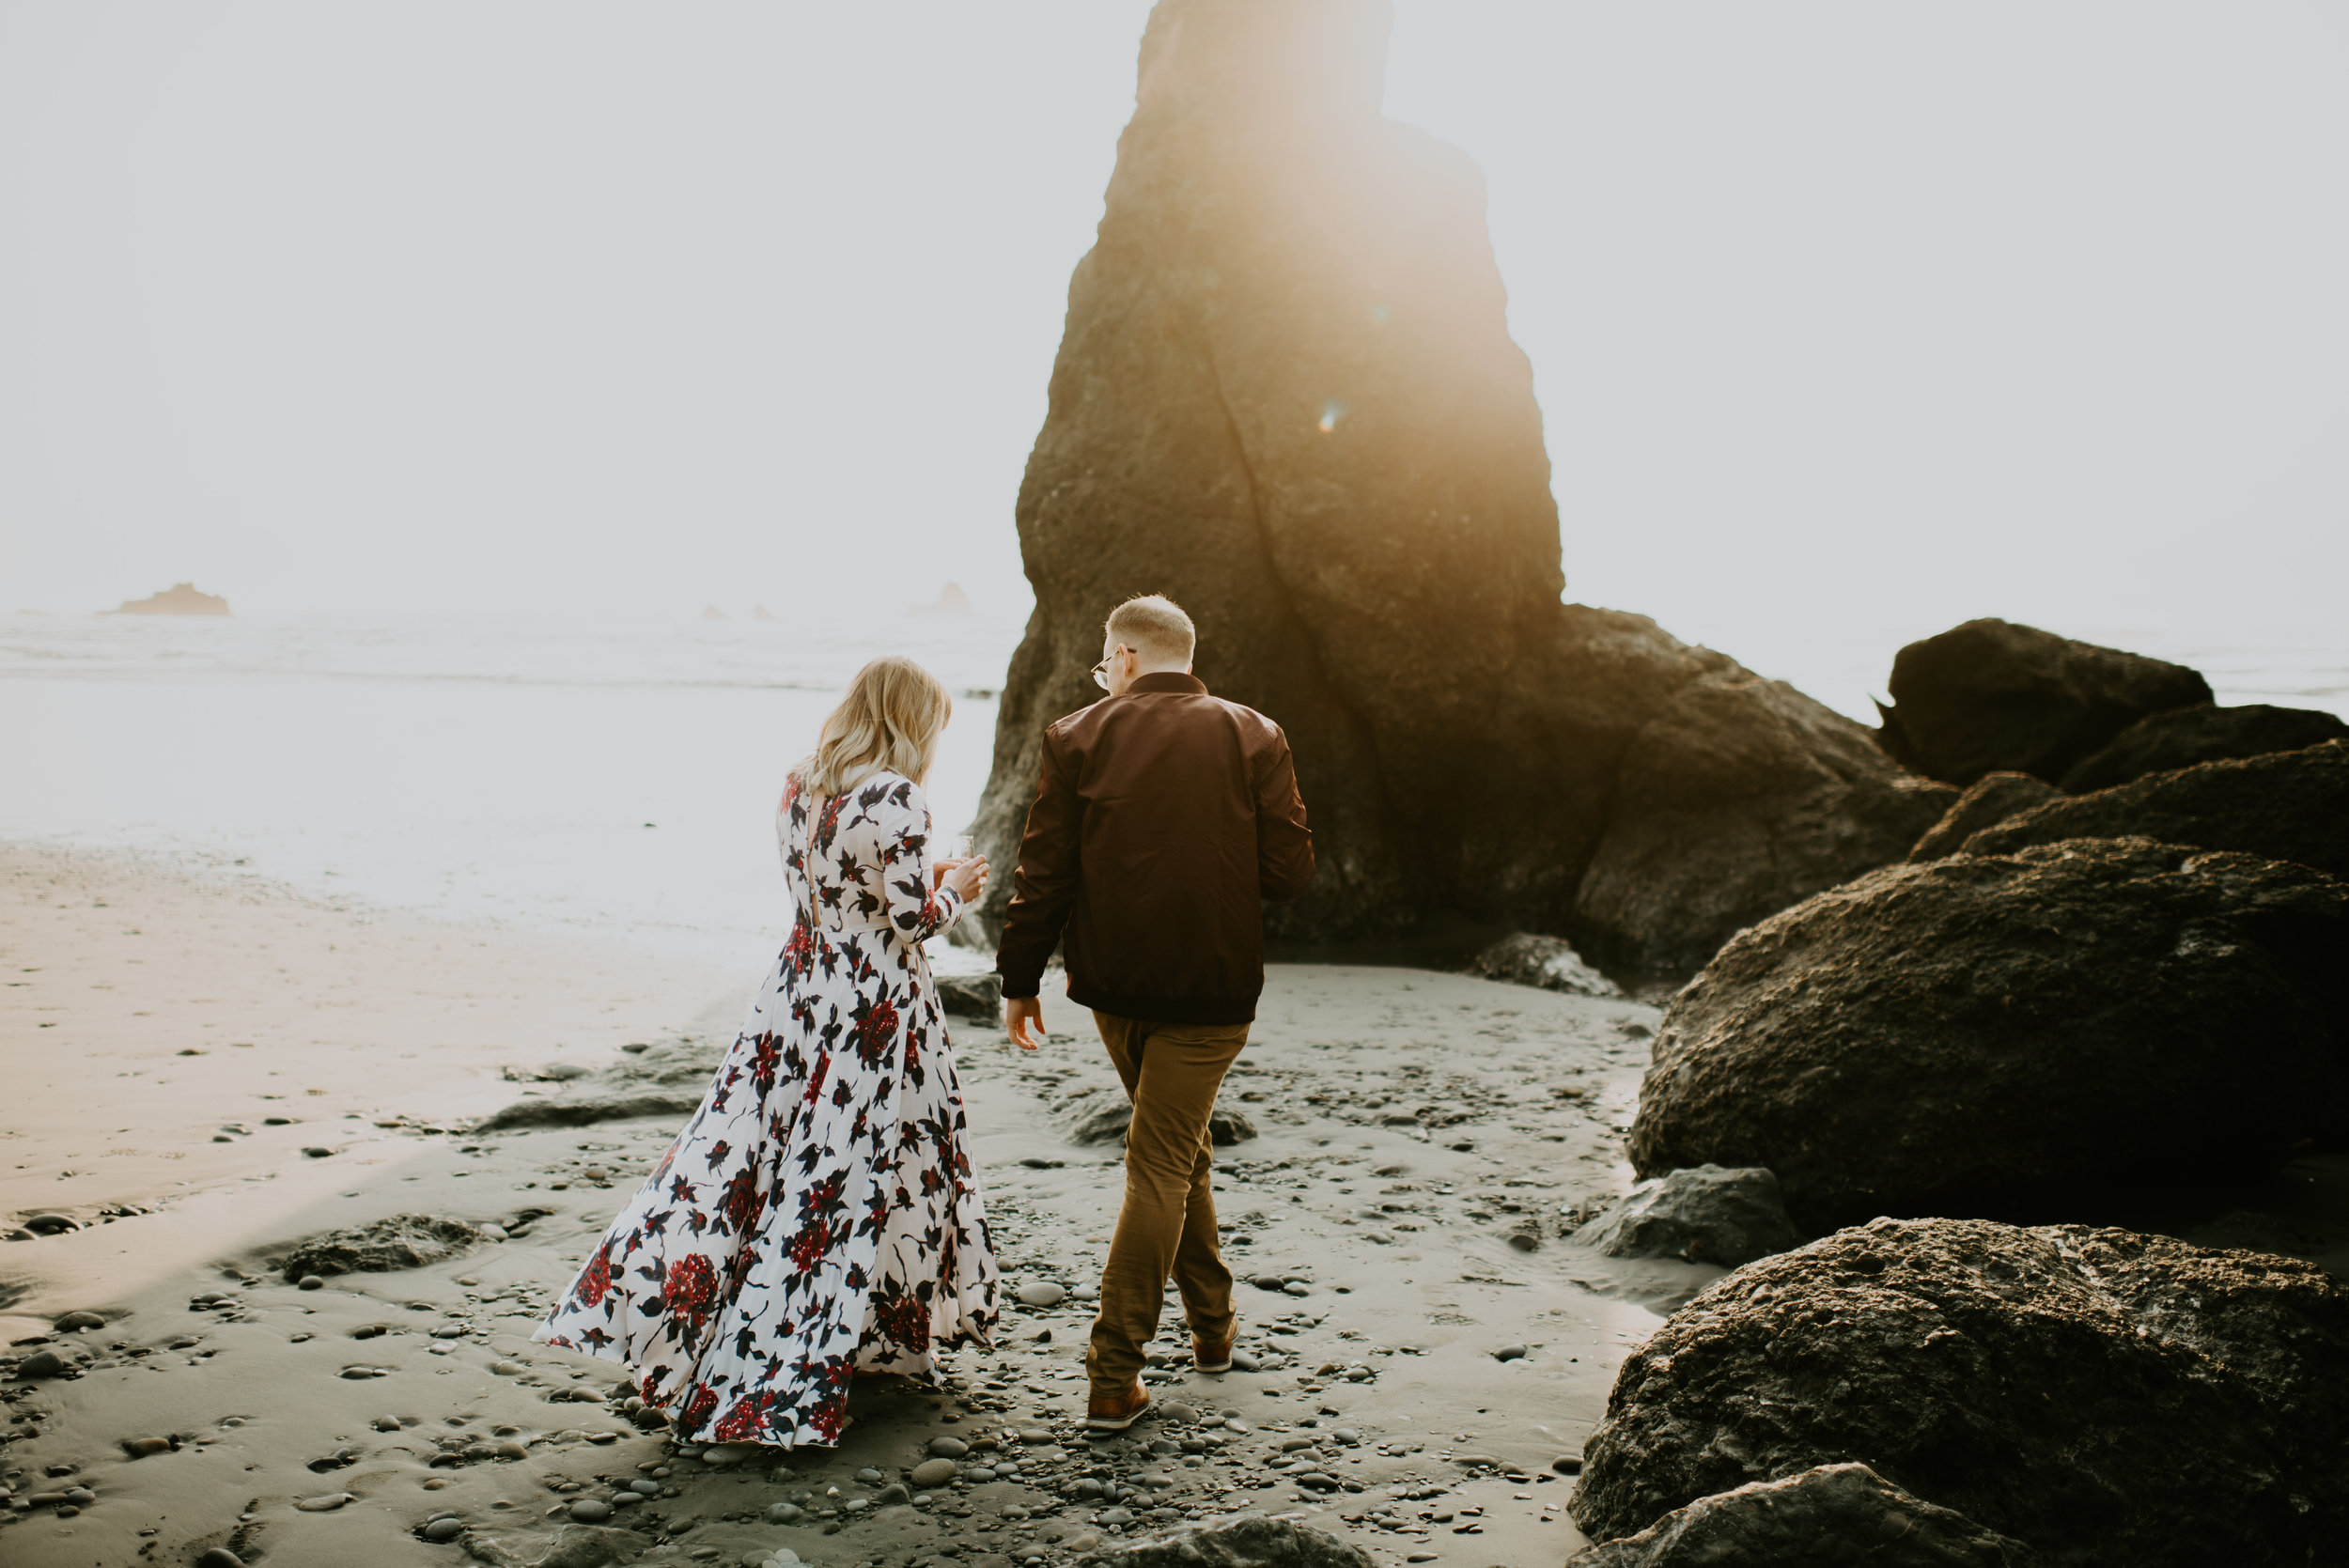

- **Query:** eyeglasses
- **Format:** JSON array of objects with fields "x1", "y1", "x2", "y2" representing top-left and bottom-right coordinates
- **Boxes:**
[{"x1": 1090, "y1": 645, "x2": 1128, "y2": 691}]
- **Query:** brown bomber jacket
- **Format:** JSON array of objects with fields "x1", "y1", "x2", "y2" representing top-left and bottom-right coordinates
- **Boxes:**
[{"x1": 994, "y1": 672, "x2": 1315, "y2": 1025}]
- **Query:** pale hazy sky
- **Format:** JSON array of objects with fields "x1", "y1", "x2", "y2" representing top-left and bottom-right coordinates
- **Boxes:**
[{"x1": 3, "y1": 4, "x2": 2343, "y2": 653}]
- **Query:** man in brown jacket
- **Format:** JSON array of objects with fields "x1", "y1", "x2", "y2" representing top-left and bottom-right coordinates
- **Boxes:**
[{"x1": 996, "y1": 594, "x2": 1315, "y2": 1429}]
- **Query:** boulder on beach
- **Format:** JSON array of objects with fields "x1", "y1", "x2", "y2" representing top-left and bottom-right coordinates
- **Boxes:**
[
  {"x1": 1566, "y1": 1462, "x2": 2045, "y2": 1568},
  {"x1": 273, "y1": 1215, "x2": 491, "y2": 1281},
  {"x1": 1468, "y1": 932, "x2": 1621, "y2": 998},
  {"x1": 474, "y1": 1091, "x2": 701, "y2": 1131},
  {"x1": 964, "y1": 0, "x2": 1952, "y2": 986},
  {"x1": 1061, "y1": 1097, "x2": 1256, "y2": 1147},
  {"x1": 1109, "y1": 1514, "x2": 1375, "y2": 1568},
  {"x1": 1568, "y1": 1218, "x2": 2349, "y2": 1567},
  {"x1": 1874, "y1": 618, "x2": 2212, "y2": 785},
  {"x1": 2060, "y1": 702, "x2": 2348, "y2": 793},
  {"x1": 110, "y1": 582, "x2": 230, "y2": 616},
  {"x1": 1906, "y1": 770, "x2": 2058, "y2": 861},
  {"x1": 1569, "y1": 1164, "x2": 1797, "y2": 1268},
  {"x1": 1628, "y1": 838, "x2": 2349, "y2": 1232},
  {"x1": 936, "y1": 970, "x2": 1003, "y2": 1020},
  {"x1": 1961, "y1": 739, "x2": 2349, "y2": 879}
]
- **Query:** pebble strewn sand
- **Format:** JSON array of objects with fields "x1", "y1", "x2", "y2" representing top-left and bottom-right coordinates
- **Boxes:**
[{"x1": 2, "y1": 846, "x2": 1702, "y2": 1567}]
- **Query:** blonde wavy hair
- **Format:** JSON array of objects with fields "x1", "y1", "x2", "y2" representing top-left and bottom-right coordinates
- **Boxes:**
[{"x1": 796, "y1": 656, "x2": 953, "y2": 797}]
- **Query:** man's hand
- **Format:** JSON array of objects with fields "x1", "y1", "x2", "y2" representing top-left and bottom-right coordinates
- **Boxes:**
[{"x1": 1004, "y1": 995, "x2": 1046, "y2": 1053}]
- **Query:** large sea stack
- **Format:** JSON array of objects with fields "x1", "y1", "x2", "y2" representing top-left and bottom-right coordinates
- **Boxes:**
[{"x1": 968, "y1": 0, "x2": 1952, "y2": 982}]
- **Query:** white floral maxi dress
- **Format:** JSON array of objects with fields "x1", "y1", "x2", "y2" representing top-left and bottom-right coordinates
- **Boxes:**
[{"x1": 537, "y1": 769, "x2": 999, "y2": 1447}]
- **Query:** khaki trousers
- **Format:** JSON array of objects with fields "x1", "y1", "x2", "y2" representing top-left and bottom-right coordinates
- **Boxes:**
[{"x1": 1085, "y1": 1010, "x2": 1249, "y2": 1395}]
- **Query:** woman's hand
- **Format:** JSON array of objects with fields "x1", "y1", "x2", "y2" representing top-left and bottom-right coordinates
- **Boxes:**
[{"x1": 940, "y1": 855, "x2": 988, "y2": 903}]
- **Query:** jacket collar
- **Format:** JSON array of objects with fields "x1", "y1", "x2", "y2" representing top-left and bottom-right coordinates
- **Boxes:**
[{"x1": 1126, "y1": 671, "x2": 1206, "y2": 696}]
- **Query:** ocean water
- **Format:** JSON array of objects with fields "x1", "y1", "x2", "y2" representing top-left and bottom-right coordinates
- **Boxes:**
[
  {"x1": 2, "y1": 607, "x2": 2340, "y2": 976},
  {"x1": 0, "y1": 610, "x2": 1027, "y2": 975}
]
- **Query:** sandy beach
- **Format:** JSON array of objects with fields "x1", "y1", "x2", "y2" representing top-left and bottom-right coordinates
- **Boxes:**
[{"x1": 1, "y1": 844, "x2": 1701, "y2": 1567}]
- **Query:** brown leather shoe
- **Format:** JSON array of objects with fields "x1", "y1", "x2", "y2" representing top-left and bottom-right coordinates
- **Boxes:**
[
  {"x1": 1192, "y1": 1334, "x2": 1234, "y2": 1374},
  {"x1": 1082, "y1": 1379, "x2": 1152, "y2": 1431}
]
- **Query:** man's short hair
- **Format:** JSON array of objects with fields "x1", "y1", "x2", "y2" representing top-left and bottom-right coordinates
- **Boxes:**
[{"x1": 1105, "y1": 594, "x2": 1196, "y2": 668}]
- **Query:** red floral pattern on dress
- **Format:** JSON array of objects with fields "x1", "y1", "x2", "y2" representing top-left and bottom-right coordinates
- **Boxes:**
[
  {"x1": 665, "y1": 1252, "x2": 719, "y2": 1342},
  {"x1": 573, "y1": 1247, "x2": 612, "y2": 1309},
  {"x1": 853, "y1": 1000, "x2": 900, "y2": 1068},
  {"x1": 713, "y1": 1389, "x2": 777, "y2": 1443},
  {"x1": 537, "y1": 770, "x2": 997, "y2": 1450}
]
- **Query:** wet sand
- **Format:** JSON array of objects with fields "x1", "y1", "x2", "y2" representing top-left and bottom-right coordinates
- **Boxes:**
[
  {"x1": 0, "y1": 845, "x2": 743, "y2": 1339},
  {"x1": 1, "y1": 844, "x2": 1707, "y2": 1566}
]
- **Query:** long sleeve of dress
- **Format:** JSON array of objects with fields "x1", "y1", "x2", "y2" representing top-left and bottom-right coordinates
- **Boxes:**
[{"x1": 867, "y1": 776, "x2": 964, "y2": 943}]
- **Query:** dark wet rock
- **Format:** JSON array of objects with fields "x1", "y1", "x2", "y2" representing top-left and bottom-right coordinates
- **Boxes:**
[
  {"x1": 1570, "y1": 1164, "x2": 1798, "y2": 1268},
  {"x1": 120, "y1": 1436, "x2": 173, "y2": 1458},
  {"x1": 1567, "y1": 1462, "x2": 2044, "y2": 1567},
  {"x1": 1467, "y1": 933, "x2": 1623, "y2": 998},
  {"x1": 937, "y1": 971, "x2": 1003, "y2": 1021},
  {"x1": 17, "y1": 1349, "x2": 70, "y2": 1378},
  {"x1": 1630, "y1": 839, "x2": 2349, "y2": 1231},
  {"x1": 52, "y1": 1310, "x2": 106, "y2": 1332},
  {"x1": 601, "y1": 1035, "x2": 724, "y2": 1088},
  {"x1": 422, "y1": 1516, "x2": 466, "y2": 1542},
  {"x1": 194, "y1": 1550, "x2": 247, "y2": 1568},
  {"x1": 474, "y1": 1092, "x2": 700, "y2": 1132},
  {"x1": 24, "y1": 1213, "x2": 78, "y2": 1234},
  {"x1": 1875, "y1": 618, "x2": 2213, "y2": 785},
  {"x1": 1961, "y1": 740, "x2": 2349, "y2": 880},
  {"x1": 1062, "y1": 1098, "x2": 1257, "y2": 1146},
  {"x1": 1112, "y1": 1514, "x2": 1374, "y2": 1568},
  {"x1": 276, "y1": 1216, "x2": 490, "y2": 1281},
  {"x1": 1906, "y1": 771, "x2": 2059, "y2": 861},
  {"x1": 534, "y1": 1523, "x2": 645, "y2": 1566},
  {"x1": 961, "y1": 0, "x2": 1955, "y2": 986},
  {"x1": 2061, "y1": 703, "x2": 2349, "y2": 793},
  {"x1": 1569, "y1": 1218, "x2": 2349, "y2": 1567}
]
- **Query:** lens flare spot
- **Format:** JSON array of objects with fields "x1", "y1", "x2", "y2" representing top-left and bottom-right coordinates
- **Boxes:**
[
  {"x1": 1318, "y1": 400, "x2": 1346, "y2": 434},
  {"x1": 1370, "y1": 303, "x2": 1392, "y2": 326}
]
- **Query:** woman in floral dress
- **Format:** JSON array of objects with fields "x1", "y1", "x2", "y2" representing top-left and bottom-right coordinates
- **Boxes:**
[{"x1": 539, "y1": 656, "x2": 997, "y2": 1448}]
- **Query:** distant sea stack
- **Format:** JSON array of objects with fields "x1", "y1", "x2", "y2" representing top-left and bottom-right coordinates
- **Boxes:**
[
  {"x1": 910, "y1": 583, "x2": 972, "y2": 618},
  {"x1": 110, "y1": 582, "x2": 229, "y2": 616},
  {"x1": 968, "y1": 0, "x2": 1950, "y2": 985}
]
